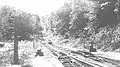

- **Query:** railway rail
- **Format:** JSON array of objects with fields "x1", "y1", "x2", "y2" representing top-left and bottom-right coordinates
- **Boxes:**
[
  {"x1": 42, "y1": 42, "x2": 120, "y2": 67},
  {"x1": 43, "y1": 43, "x2": 101, "y2": 67}
]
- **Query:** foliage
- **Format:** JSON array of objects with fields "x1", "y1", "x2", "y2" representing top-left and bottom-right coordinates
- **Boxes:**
[
  {"x1": 0, "y1": 41, "x2": 35, "y2": 64},
  {"x1": 41, "y1": 0, "x2": 120, "y2": 52},
  {"x1": 41, "y1": 0, "x2": 98, "y2": 39},
  {"x1": 0, "y1": 50, "x2": 13, "y2": 64},
  {"x1": 0, "y1": 6, "x2": 42, "y2": 41}
]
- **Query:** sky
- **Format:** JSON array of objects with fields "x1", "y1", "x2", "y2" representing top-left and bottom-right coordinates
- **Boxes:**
[{"x1": 0, "y1": 0, "x2": 66, "y2": 16}]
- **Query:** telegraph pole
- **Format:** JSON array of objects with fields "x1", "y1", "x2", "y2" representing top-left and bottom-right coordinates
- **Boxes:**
[{"x1": 13, "y1": 16, "x2": 19, "y2": 64}]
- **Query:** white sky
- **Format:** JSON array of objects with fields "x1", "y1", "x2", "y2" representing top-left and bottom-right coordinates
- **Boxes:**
[{"x1": 0, "y1": 0, "x2": 66, "y2": 16}]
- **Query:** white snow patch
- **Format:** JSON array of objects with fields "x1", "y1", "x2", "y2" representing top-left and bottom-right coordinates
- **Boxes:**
[
  {"x1": 32, "y1": 56, "x2": 64, "y2": 67},
  {"x1": 93, "y1": 51, "x2": 120, "y2": 60},
  {"x1": 0, "y1": 47, "x2": 10, "y2": 51}
]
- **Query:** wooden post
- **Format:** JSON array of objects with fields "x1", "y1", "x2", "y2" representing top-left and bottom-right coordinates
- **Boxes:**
[
  {"x1": 13, "y1": 33, "x2": 19, "y2": 64},
  {"x1": 13, "y1": 16, "x2": 19, "y2": 64}
]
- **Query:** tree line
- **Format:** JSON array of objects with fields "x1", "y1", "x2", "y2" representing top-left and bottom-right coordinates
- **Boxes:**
[
  {"x1": 41, "y1": 0, "x2": 120, "y2": 52},
  {"x1": 0, "y1": 0, "x2": 120, "y2": 65}
]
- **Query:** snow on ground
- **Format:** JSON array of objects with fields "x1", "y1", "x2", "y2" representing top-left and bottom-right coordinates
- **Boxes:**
[
  {"x1": 93, "y1": 50, "x2": 120, "y2": 60},
  {"x1": 24, "y1": 43, "x2": 64, "y2": 67},
  {"x1": 0, "y1": 47, "x2": 10, "y2": 52},
  {"x1": 4, "y1": 56, "x2": 64, "y2": 67},
  {"x1": 31, "y1": 56, "x2": 64, "y2": 67}
]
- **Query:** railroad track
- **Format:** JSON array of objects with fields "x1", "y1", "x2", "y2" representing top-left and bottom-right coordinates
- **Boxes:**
[
  {"x1": 44, "y1": 44, "x2": 83, "y2": 67},
  {"x1": 97, "y1": 56, "x2": 120, "y2": 67},
  {"x1": 70, "y1": 49, "x2": 120, "y2": 67},
  {"x1": 43, "y1": 43, "x2": 102, "y2": 67},
  {"x1": 46, "y1": 43, "x2": 104, "y2": 66},
  {"x1": 43, "y1": 42, "x2": 120, "y2": 67},
  {"x1": 51, "y1": 50, "x2": 94, "y2": 67},
  {"x1": 72, "y1": 50, "x2": 120, "y2": 67}
]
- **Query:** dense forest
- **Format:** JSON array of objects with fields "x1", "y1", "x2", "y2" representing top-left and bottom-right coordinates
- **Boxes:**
[
  {"x1": 40, "y1": 0, "x2": 120, "y2": 52},
  {"x1": 0, "y1": 0, "x2": 120, "y2": 66}
]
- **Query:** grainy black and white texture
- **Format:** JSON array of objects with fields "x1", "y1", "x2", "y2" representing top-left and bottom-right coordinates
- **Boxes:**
[{"x1": 0, "y1": 0, "x2": 120, "y2": 67}]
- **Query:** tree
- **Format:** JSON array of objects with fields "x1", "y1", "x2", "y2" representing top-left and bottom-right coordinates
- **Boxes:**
[
  {"x1": 46, "y1": 0, "x2": 98, "y2": 38},
  {"x1": 0, "y1": 6, "x2": 42, "y2": 64}
]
